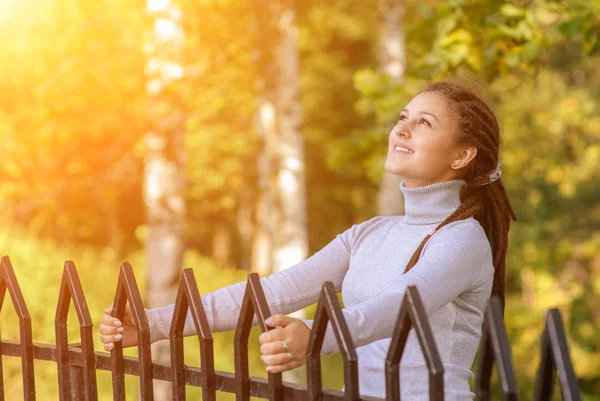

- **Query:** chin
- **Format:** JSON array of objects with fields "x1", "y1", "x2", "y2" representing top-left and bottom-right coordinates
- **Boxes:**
[{"x1": 383, "y1": 161, "x2": 403, "y2": 176}]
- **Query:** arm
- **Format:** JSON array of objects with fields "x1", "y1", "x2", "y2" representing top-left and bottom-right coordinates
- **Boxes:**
[
  {"x1": 146, "y1": 222, "x2": 362, "y2": 343},
  {"x1": 311, "y1": 220, "x2": 493, "y2": 354}
]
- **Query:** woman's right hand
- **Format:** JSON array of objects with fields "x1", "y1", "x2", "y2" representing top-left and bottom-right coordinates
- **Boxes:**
[{"x1": 99, "y1": 305, "x2": 138, "y2": 351}]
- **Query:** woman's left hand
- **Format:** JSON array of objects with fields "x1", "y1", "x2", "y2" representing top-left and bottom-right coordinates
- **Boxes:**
[{"x1": 258, "y1": 314, "x2": 311, "y2": 373}]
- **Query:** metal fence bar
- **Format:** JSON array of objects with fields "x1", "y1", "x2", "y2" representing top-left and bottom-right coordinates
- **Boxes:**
[
  {"x1": 248, "y1": 273, "x2": 284, "y2": 401},
  {"x1": 385, "y1": 286, "x2": 444, "y2": 401},
  {"x1": 55, "y1": 261, "x2": 98, "y2": 401},
  {"x1": 0, "y1": 255, "x2": 587, "y2": 401},
  {"x1": 474, "y1": 297, "x2": 518, "y2": 401},
  {"x1": 0, "y1": 255, "x2": 36, "y2": 400},
  {"x1": 533, "y1": 309, "x2": 581, "y2": 401},
  {"x1": 110, "y1": 262, "x2": 154, "y2": 400},
  {"x1": 234, "y1": 273, "x2": 283, "y2": 401},
  {"x1": 169, "y1": 268, "x2": 216, "y2": 401},
  {"x1": 0, "y1": 339, "x2": 376, "y2": 401},
  {"x1": 70, "y1": 364, "x2": 85, "y2": 401},
  {"x1": 307, "y1": 281, "x2": 359, "y2": 401}
]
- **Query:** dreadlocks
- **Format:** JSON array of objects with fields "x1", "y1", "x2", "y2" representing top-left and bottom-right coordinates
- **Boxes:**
[{"x1": 403, "y1": 82, "x2": 517, "y2": 305}]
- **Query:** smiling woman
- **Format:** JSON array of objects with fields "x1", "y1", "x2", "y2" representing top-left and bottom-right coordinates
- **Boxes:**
[{"x1": 99, "y1": 81, "x2": 517, "y2": 401}]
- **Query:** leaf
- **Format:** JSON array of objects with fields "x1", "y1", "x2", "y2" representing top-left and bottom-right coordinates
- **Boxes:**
[
  {"x1": 439, "y1": 28, "x2": 473, "y2": 47},
  {"x1": 500, "y1": 4, "x2": 526, "y2": 18},
  {"x1": 557, "y1": 17, "x2": 583, "y2": 37}
]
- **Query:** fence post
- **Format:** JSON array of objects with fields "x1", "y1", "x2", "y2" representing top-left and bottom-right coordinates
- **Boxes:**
[
  {"x1": 234, "y1": 273, "x2": 284, "y2": 401},
  {"x1": 70, "y1": 365, "x2": 84, "y2": 401},
  {"x1": 307, "y1": 281, "x2": 359, "y2": 401},
  {"x1": 110, "y1": 262, "x2": 154, "y2": 401},
  {"x1": 533, "y1": 309, "x2": 581, "y2": 401},
  {"x1": 385, "y1": 286, "x2": 444, "y2": 401},
  {"x1": 169, "y1": 268, "x2": 216, "y2": 401},
  {"x1": 0, "y1": 256, "x2": 36, "y2": 401},
  {"x1": 475, "y1": 297, "x2": 518, "y2": 401}
]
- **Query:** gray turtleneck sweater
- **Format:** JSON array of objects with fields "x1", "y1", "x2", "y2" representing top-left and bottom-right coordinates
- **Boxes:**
[{"x1": 147, "y1": 180, "x2": 494, "y2": 401}]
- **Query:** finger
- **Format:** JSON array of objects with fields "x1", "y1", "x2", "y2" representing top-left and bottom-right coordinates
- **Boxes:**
[
  {"x1": 100, "y1": 333, "x2": 123, "y2": 345},
  {"x1": 101, "y1": 313, "x2": 122, "y2": 327},
  {"x1": 98, "y1": 323, "x2": 122, "y2": 336},
  {"x1": 260, "y1": 340, "x2": 290, "y2": 355},
  {"x1": 261, "y1": 353, "x2": 293, "y2": 366},
  {"x1": 103, "y1": 342, "x2": 115, "y2": 351},
  {"x1": 104, "y1": 305, "x2": 114, "y2": 314},
  {"x1": 266, "y1": 361, "x2": 301, "y2": 374},
  {"x1": 264, "y1": 314, "x2": 296, "y2": 328},
  {"x1": 258, "y1": 328, "x2": 285, "y2": 344}
]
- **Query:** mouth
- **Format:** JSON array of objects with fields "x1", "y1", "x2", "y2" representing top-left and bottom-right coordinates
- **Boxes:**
[{"x1": 393, "y1": 145, "x2": 414, "y2": 154}]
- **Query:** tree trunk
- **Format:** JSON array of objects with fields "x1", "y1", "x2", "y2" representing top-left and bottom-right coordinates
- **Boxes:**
[
  {"x1": 251, "y1": 0, "x2": 308, "y2": 279},
  {"x1": 377, "y1": 0, "x2": 406, "y2": 216},
  {"x1": 251, "y1": 98, "x2": 277, "y2": 275},
  {"x1": 272, "y1": 3, "x2": 308, "y2": 275},
  {"x1": 143, "y1": 132, "x2": 185, "y2": 401},
  {"x1": 212, "y1": 223, "x2": 232, "y2": 268},
  {"x1": 145, "y1": 1, "x2": 186, "y2": 399},
  {"x1": 236, "y1": 185, "x2": 253, "y2": 272},
  {"x1": 251, "y1": 0, "x2": 307, "y2": 383}
]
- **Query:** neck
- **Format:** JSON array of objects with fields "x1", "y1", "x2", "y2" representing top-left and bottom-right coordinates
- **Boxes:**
[{"x1": 400, "y1": 180, "x2": 465, "y2": 225}]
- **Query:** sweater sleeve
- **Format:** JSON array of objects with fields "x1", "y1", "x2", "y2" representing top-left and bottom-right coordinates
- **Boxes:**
[
  {"x1": 312, "y1": 220, "x2": 493, "y2": 355},
  {"x1": 146, "y1": 220, "x2": 366, "y2": 343}
]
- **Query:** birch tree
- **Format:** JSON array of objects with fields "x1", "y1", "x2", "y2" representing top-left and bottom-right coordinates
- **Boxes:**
[
  {"x1": 252, "y1": 0, "x2": 308, "y2": 276},
  {"x1": 144, "y1": 0, "x2": 186, "y2": 399},
  {"x1": 377, "y1": 0, "x2": 406, "y2": 216}
]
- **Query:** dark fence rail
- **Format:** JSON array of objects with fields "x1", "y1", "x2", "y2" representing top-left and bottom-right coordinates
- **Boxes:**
[{"x1": 0, "y1": 255, "x2": 583, "y2": 401}]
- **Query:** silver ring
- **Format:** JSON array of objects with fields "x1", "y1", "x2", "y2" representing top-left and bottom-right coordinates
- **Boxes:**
[
  {"x1": 282, "y1": 340, "x2": 289, "y2": 352},
  {"x1": 286, "y1": 352, "x2": 293, "y2": 362}
]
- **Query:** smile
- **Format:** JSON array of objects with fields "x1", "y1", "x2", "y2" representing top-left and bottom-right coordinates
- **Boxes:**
[{"x1": 394, "y1": 145, "x2": 414, "y2": 154}]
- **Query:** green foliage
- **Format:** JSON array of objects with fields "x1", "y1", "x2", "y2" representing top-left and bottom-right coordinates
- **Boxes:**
[
  {"x1": 175, "y1": 0, "x2": 261, "y2": 224},
  {"x1": 496, "y1": 67, "x2": 600, "y2": 398},
  {"x1": 0, "y1": 228, "x2": 266, "y2": 400},
  {"x1": 0, "y1": 0, "x2": 598, "y2": 398},
  {"x1": 298, "y1": 0, "x2": 382, "y2": 246},
  {"x1": 348, "y1": 1, "x2": 600, "y2": 398},
  {"x1": 0, "y1": 0, "x2": 149, "y2": 255}
]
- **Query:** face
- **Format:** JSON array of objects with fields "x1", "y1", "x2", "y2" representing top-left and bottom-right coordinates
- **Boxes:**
[{"x1": 384, "y1": 91, "x2": 468, "y2": 188}]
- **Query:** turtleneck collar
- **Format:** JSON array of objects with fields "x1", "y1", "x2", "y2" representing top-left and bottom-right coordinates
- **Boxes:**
[{"x1": 400, "y1": 180, "x2": 465, "y2": 225}]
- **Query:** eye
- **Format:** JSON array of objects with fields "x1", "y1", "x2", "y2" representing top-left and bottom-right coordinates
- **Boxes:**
[
  {"x1": 419, "y1": 118, "x2": 431, "y2": 127},
  {"x1": 398, "y1": 114, "x2": 408, "y2": 121}
]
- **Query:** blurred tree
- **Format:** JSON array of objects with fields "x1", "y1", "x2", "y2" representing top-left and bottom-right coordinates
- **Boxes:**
[
  {"x1": 0, "y1": 0, "x2": 598, "y2": 397},
  {"x1": 0, "y1": 0, "x2": 149, "y2": 256},
  {"x1": 270, "y1": 0, "x2": 309, "y2": 277},
  {"x1": 172, "y1": 0, "x2": 260, "y2": 269},
  {"x1": 143, "y1": 1, "x2": 187, "y2": 399},
  {"x1": 376, "y1": 0, "x2": 406, "y2": 216},
  {"x1": 348, "y1": 0, "x2": 600, "y2": 397},
  {"x1": 251, "y1": 0, "x2": 279, "y2": 276}
]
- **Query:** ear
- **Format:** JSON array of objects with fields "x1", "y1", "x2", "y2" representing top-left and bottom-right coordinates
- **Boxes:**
[{"x1": 451, "y1": 144, "x2": 478, "y2": 170}]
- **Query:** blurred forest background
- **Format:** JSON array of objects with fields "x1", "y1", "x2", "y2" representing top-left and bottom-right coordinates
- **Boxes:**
[{"x1": 0, "y1": 0, "x2": 598, "y2": 400}]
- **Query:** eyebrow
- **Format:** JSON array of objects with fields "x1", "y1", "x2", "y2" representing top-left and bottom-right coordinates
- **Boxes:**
[{"x1": 400, "y1": 109, "x2": 440, "y2": 123}]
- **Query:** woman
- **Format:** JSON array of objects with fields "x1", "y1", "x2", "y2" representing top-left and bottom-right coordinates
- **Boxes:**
[{"x1": 99, "y1": 81, "x2": 516, "y2": 400}]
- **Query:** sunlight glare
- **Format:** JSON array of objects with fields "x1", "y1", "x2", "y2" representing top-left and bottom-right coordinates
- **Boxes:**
[
  {"x1": 147, "y1": 0, "x2": 170, "y2": 12},
  {"x1": 0, "y1": 0, "x2": 18, "y2": 15}
]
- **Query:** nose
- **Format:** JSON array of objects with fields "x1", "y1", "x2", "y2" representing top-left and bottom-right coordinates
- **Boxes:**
[{"x1": 392, "y1": 121, "x2": 411, "y2": 139}]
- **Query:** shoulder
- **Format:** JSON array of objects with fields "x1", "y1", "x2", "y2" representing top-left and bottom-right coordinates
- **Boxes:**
[
  {"x1": 345, "y1": 215, "x2": 399, "y2": 236},
  {"x1": 337, "y1": 215, "x2": 399, "y2": 247},
  {"x1": 434, "y1": 218, "x2": 488, "y2": 245},
  {"x1": 422, "y1": 218, "x2": 494, "y2": 285},
  {"x1": 424, "y1": 218, "x2": 493, "y2": 264}
]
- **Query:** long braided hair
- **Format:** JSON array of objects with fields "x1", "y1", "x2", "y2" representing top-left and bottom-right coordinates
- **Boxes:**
[{"x1": 402, "y1": 82, "x2": 517, "y2": 305}]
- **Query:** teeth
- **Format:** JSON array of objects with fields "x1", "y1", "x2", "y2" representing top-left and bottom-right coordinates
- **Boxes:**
[{"x1": 394, "y1": 146, "x2": 413, "y2": 154}]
